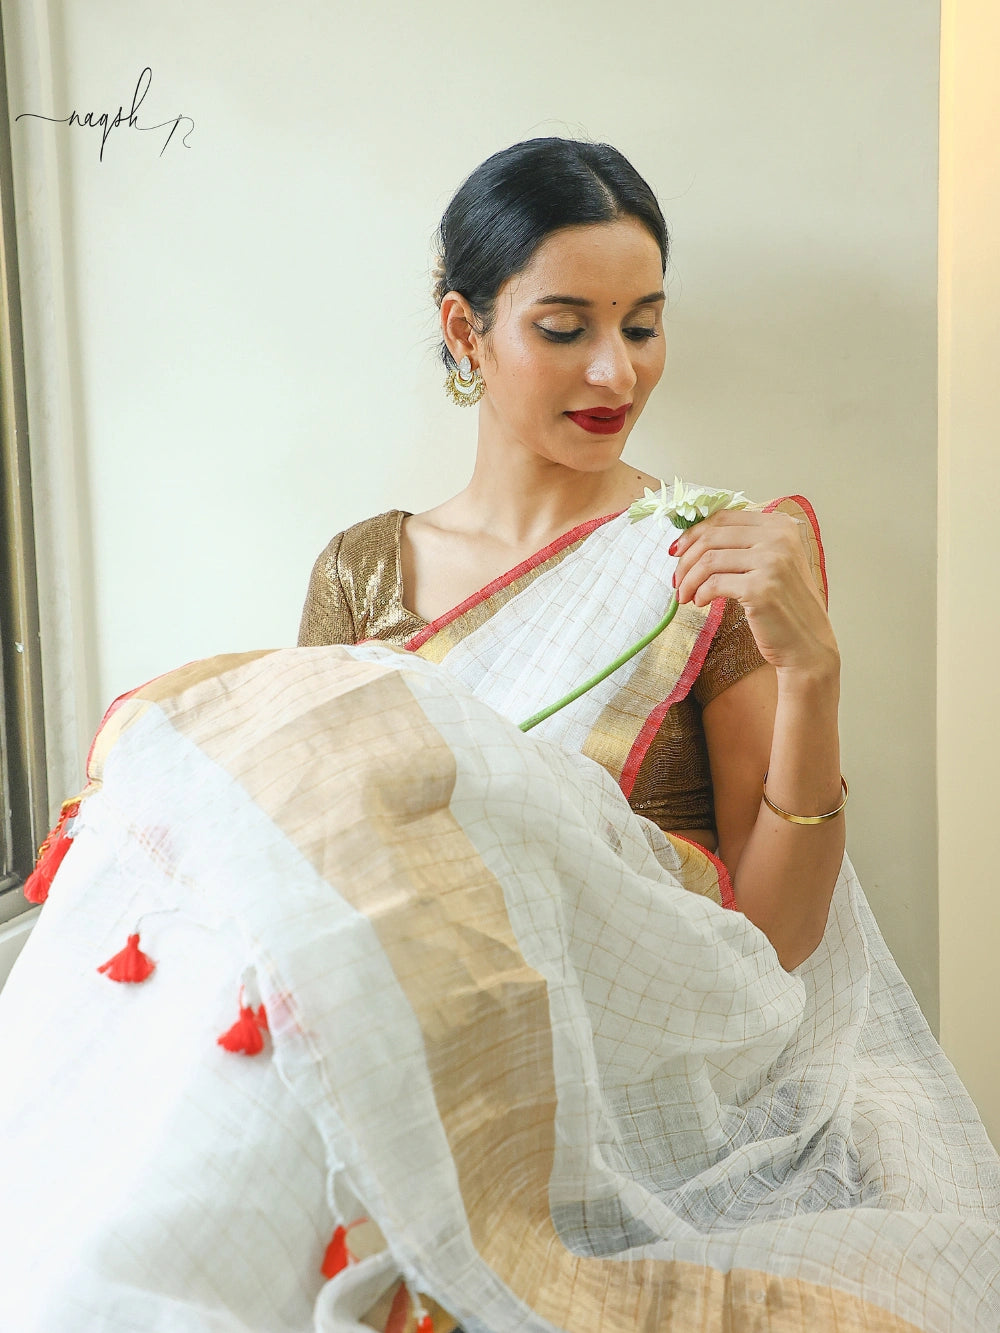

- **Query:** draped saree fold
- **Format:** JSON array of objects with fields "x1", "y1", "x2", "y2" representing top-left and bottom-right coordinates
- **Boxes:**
[{"x1": 0, "y1": 499, "x2": 996, "y2": 1333}]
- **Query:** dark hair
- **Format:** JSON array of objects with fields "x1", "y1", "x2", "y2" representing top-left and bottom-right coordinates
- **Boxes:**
[{"x1": 433, "y1": 137, "x2": 669, "y2": 370}]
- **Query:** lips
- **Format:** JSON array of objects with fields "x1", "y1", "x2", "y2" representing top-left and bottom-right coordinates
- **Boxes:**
[{"x1": 564, "y1": 404, "x2": 632, "y2": 435}]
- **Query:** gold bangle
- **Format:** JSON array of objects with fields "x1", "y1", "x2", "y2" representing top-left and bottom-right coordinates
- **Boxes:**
[{"x1": 761, "y1": 772, "x2": 848, "y2": 825}]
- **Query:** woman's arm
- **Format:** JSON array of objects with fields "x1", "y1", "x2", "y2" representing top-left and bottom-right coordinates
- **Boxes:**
[{"x1": 672, "y1": 508, "x2": 844, "y2": 970}]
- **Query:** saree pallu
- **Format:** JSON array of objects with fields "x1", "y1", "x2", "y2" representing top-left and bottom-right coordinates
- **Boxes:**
[{"x1": 0, "y1": 508, "x2": 997, "y2": 1333}]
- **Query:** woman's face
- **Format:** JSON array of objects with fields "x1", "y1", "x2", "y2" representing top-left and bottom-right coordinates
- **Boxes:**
[{"x1": 470, "y1": 218, "x2": 667, "y2": 472}]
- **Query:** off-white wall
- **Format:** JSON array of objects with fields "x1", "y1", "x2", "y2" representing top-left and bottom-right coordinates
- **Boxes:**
[
  {"x1": 938, "y1": 0, "x2": 1000, "y2": 1140},
  {"x1": 5, "y1": 2, "x2": 941, "y2": 1023}
]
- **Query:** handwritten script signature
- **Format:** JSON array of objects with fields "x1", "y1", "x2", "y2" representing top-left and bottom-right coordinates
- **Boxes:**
[{"x1": 16, "y1": 67, "x2": 194, "y2": 162}]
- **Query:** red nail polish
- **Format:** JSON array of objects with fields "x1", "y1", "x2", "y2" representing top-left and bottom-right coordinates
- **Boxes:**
[
  {"x1": 668, "y1": 540, "x2": 679, "y2": 556},
  {"x1": 671, "y1": 571, "x2": 677, "y2": 588}
]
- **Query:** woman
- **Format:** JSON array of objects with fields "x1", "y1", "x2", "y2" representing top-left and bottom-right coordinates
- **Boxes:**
[
  {"x1": 299, "y1": 137, "x2": 844, "y2": 972},
  {"x1": 1, "y1": 140, "x2": 998, "y2": 1333}
]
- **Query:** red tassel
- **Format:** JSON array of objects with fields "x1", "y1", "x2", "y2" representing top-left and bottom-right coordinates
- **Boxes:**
[
  {"x1": 383, "y1": 1283, "x2": 411, "y2": 1333},
  {"x1": 319, "y1": 1216, "x2": 368, "y2": 1279},
  {"x1": 380, "y1": 1285, "x2": 433, "y2": 1333},
  {"x1": 23, "y1": 800, "x2": 81, "y2": 904},
  {"x1": 97, "y1": 933, "x2": 156, "y2": 983},
  {"x1": 255, "y1": 1003, "x2": 268, "y2": 1031},
  {"x1": 217, "y1": 1004, "x2": 265, "y2": 1055},
  {"x1": 320, "y1": 1224, "x2": 349, "y2": 1278}
]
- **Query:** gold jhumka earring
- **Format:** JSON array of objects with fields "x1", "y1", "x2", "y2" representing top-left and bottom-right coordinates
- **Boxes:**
[{"x1": 445, "y1": 355, "x2": 485, "y2": 407}]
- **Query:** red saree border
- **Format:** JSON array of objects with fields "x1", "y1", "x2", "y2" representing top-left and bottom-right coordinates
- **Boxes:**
[
  {"x1": 85, "y1": 675, "x2": 167, "y2": 771},
  {"x1": 403, "y1": 511, "x2": 624, "y2": 653},
  {"x1": 619, "y1": 493, "x2": 827, "y2": 800},
  {"x1": 618, "y1": 597, "x2": 728, "y2": 799},
  {"x1": 671, "y1": 834, "x2": 738, "y2": 911},
  {"x1": 764, "y1": 494, "x2": 829, "y2": 605}
]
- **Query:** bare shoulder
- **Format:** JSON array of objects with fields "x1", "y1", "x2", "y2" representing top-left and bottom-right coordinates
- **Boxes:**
[
  {"x1": 401, "y1": 498, "x2": 472, "y2": 558},
  {"x1": 617, "y1": 462, "x2": 662, "y2": 504},
  {"x1": 398, "y1": 499, "x2": 489, "y2": 622}
]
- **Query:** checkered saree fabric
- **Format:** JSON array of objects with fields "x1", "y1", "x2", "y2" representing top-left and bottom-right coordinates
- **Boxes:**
[{"x1": 0, "y1": 511, "x2": 997, "y2": 1332}]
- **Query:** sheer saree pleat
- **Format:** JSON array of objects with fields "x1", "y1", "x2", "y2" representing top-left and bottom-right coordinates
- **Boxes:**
[{"x1": 2, "y1": 645, "x2": 996, "y2": 1333}]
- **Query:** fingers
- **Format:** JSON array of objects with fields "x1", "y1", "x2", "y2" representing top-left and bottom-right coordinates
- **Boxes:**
[
  {"x1": 671, "y1": 511, "x2": 812, "y2": 608},
  {"x1": 674, "y1": 552, "x2": 783, "y2": 608},
  {"x1": 670, "y1": 508, "x2": 800, "y2": 553},
  {"x1": 666, "y1": 509, "x2": 836, "y2": 672}
]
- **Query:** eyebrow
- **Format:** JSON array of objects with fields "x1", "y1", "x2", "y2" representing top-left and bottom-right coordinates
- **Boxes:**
[{"x1": 533, "y1": 291, "x2": 666, "y2": 309}]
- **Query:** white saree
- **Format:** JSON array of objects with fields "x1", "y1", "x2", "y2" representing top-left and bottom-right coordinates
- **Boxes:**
[{"x1": 0, "y1": 504, "x2": 997, "y2": 1333}]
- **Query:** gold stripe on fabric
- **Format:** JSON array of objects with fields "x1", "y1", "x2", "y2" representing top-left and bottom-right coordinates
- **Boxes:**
[
  {"x1": 133, "y1": 651, "x2": 277, "y2": 703},
  {"x1": 410, "y1": 623, "x2": 463, "y2": 664},
  {"x1": 154, "y1": 654, "x2": 920, "y2": 1333},
  {"x1": 664, "y1": 835, "x2": 725, "y2": 908},
  {"x1": 85, "y1": 651, "x2": 276, "y2": 788},
  {"x1": 580, "y1": 601, "x2": 710, "y2": 786}
]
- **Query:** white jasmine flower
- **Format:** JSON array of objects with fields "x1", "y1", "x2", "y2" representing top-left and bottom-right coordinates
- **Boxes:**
[{"x1": 628, "y1": 477, "x2": 750, "y2": 531}]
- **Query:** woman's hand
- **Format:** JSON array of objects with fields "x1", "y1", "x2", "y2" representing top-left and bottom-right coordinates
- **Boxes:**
[{"x1": 670, "y1": 509, "x2": 839, "y2": 680}]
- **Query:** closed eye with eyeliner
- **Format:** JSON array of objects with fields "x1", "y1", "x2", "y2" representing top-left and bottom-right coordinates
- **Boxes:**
[
  {"x1": 536, "y1": 325, "x2": 661, "y2": 343},
  {"x1": 532, "y1": 288, "x2": 665, "y2": 346}
]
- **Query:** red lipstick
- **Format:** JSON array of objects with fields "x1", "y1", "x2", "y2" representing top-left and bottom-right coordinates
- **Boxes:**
[{"x1": 564, "y1": 404, "x2": 631, "y2": 435}]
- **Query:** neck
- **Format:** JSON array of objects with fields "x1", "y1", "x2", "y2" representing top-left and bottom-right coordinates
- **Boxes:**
[{"x1": 459, "y1": 432, "x2": 636, "y2": 549}]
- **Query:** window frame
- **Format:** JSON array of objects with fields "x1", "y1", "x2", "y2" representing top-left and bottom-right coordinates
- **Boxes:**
[{"x1": 0, "y1": 8, "x2": 48, "y2": 924}]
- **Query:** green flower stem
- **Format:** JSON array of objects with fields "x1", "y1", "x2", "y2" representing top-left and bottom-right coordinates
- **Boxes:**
[{"x1": 518, "y1": 593, "x2": 680, "y2": 733}]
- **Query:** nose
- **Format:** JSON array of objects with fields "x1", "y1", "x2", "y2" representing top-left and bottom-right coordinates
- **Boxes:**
[{"x1": 584, "y1": 332, "x2": 638, "y2": 396}]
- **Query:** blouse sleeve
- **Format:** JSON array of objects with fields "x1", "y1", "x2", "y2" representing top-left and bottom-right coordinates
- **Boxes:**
[
  {"x1": 297, "y1": 531, "x2": 357, "y2": 646},
  {"x1": 691, "y1": 599, "x2": 767, "y2": 708}
]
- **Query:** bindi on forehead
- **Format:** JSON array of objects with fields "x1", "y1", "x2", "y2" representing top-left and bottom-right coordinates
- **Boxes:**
[{"x1": 530, "y1": 291, "x2": 665, "y2": 310}]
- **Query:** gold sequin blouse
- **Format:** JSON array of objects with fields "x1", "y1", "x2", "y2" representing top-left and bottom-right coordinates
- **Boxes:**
[{"x1": 298, "y1": 510, "x2": 767, "y2": 835}]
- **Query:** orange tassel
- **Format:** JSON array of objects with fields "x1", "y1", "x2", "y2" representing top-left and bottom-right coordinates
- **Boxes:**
[
  {"x1": 217, "y1": 1004, "x2": 265, "y2": 1055},
  {"x1": 97, "y1": 933, "x2": 156, "y2": 983},
  {"x1": 416, "y1": 1315, "x2": 434, "y2": 1333},
  {"x1": 23, "y1": 800, "x2": 81, "y2": 904}
]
